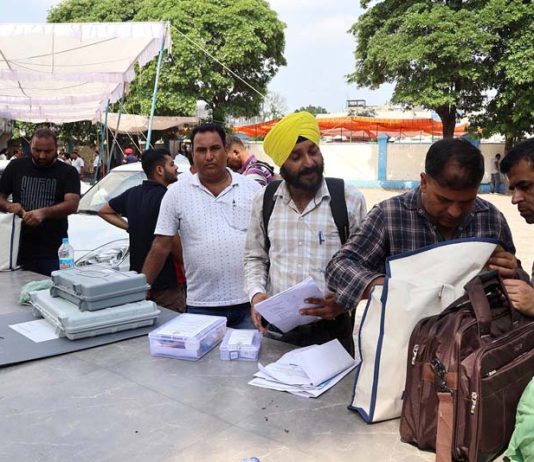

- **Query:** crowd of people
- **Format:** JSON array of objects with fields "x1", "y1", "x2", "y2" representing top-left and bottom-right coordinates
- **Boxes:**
[{"x1": 1, "y1": 116, "x2": 534, "y2": 356}]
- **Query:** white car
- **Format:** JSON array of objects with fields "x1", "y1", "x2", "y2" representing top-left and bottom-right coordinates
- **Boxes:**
[{"x1": 69, "y1": 156, "x2": 190, "y2": 268}]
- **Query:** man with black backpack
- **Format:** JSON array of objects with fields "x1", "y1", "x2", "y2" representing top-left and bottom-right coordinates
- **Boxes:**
[{"x1": 243, "y1": 112, "x2": 366, "y2": 355}]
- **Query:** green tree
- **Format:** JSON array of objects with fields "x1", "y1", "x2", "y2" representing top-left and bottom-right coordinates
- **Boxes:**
[
  {"x1": 469, "y1": 0, "x2": 534, "y2": 151},
  {"x1": 48, "y1": 0, "x2": 286, "y2": 125},
  {"x1": 348, "y1": 1, "x2": 493, "y2": 138},
  {"x1": 295, "y1": 105, "x2": 328, "y2": 115}
]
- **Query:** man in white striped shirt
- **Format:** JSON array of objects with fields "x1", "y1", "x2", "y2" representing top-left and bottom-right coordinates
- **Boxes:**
[{"x1": 244, "y1": 112, "x2": 366, "y2": 354}]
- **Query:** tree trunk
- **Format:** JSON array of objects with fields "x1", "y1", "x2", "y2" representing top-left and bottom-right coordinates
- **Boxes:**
[
  {"x1": 435, "y1": 105, "x2": 457, "y2": 138},
  {"x1": 504, "y1": 136, "x2": 514, "y2": 154}
]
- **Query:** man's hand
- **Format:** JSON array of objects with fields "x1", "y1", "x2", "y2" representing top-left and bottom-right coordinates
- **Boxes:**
[
  {"x1": 299, "y1": 292, "x2": 346, "y2": 321},
  {"x1": 487, "y1": 249, "x2": 518, "y2": 279},
  {"x1": 5, "y1": 202, "x2": 24, "y2": 216},
  {"x1": 22, "y1": 209, "x2": 47, "y2": 226},
  {"x1": 251, "y1": 292, "x2": 268, "y2": 333},
  {"x1": 503, "y1": 279, "x2": 534, "y2": 317}
]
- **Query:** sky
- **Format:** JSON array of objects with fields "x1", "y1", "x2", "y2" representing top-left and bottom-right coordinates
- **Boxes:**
[{"x1": 1, "y1": 0, "x2": 394, "y2": 114}]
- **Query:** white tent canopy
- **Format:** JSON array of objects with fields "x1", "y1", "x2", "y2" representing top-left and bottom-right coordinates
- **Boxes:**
[
  {"x1": 0, "y1": 22, "x2": 171, "y2": 123},
  {"x1": 105, "y1": 113, "x2": 199, "y2": 134}
]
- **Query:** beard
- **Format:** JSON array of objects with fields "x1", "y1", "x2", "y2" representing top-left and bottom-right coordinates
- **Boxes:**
[
  {"x1": 164, "y1": 170, "x2": 178, "y2": 185},
  {"x1": 280, "y1": 161, "x2": 324, "y2": 192}
]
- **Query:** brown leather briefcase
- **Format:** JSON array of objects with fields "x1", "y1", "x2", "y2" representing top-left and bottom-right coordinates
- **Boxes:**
[{"x1": 400, "y1": 271, "x2": 534, "y2": 461}]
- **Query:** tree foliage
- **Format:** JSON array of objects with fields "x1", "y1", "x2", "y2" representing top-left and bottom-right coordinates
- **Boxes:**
[
  {"x1": 295, "y1": 105, "x2": 328, "y2": 115},
  {"x1": 48, "y1": 0, "x2": 286, "y2": 125},
  {"x1": 348, "y1": 1, "x2": 493, "y2": 137},
  {"x1": 469, "y1": 0, "x2": 534, "y2": 150}
]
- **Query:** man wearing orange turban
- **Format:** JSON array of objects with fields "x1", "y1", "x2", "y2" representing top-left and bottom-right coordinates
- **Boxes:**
[{"x1": 244, "y1": 112, "x2": 367, "y2": 355}]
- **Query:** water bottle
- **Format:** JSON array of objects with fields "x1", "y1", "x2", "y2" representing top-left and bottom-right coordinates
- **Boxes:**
[{"x1": 58, "y1": 237, "x2": 75, "y2": 270}]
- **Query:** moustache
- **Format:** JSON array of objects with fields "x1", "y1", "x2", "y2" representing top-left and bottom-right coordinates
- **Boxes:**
[{"x1": 298, "y1": 166, "x2": 321, "y2": 177}]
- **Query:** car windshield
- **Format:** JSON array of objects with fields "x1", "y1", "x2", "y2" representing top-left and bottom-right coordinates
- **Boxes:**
[{"x1": 78, "y1": 170, "x2": 146, "y2": 213}]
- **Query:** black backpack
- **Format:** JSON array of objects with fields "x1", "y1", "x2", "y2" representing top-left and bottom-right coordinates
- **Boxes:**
[{"x1": 261, "y1": 177, "x2": 349, "y2": 251}]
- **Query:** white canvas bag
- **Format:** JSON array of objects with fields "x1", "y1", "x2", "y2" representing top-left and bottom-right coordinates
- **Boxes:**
[
  {"x1": 350, "y1": 238, "x2": 498, "y2": 423},
  {"x1": 0, "y1": 213, "x2": 21, "y2": 271}
]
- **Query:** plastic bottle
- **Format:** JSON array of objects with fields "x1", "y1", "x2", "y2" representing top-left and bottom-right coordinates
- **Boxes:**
[{"x1": 58, "y1": 237, "x2": 75, "y2": 270}]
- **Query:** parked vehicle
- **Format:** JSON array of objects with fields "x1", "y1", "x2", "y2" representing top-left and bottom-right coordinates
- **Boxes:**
[{"x1": 69, "y1": 156, "x2": 190, "y2": 268}]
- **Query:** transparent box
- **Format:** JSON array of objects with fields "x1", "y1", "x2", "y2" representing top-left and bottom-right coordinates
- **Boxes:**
[
  {"x1": 219, "y1": 328, "x2": 262, "y2": 361},
  {"x1": 148, "y1": 313, "x2": 227, "y2": 361}
]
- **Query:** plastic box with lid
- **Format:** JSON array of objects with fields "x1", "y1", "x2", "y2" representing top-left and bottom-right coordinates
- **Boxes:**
[
  {"x1": 149, "y1": 313, "x2": 226, "y2": 361},
  {"x1": 219, "y1": 328, "x2": 262, "y2": 361}
]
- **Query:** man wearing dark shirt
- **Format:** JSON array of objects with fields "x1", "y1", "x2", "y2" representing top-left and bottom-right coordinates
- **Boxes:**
[
  {"x1": 97, "y1": 149, "x2": 185, "y2": 312},
  {"x1": 326, "y1": 138, "x2": 526, "y2": 309},
  {"x1": 0, "y1": 128, "x2": 80, "y2": 275}
]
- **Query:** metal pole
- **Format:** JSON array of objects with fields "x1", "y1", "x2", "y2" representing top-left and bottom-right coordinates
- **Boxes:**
[
  {"x1": 108, "y1": 97, "x2": 124, "y2": 170},
  {"x1": 145, "y1": 38, "x2": 166, "y2": 150},
  {"x1": 99, "y1": 101, "x2": 110, "y2": 176}
]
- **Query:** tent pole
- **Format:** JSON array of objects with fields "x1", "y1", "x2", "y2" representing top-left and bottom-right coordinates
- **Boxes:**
[
  {"x1": 108, "y1": 94, "x2": 124, "y2": 169},
  {"x1": 145, "y1": 39, "x2": 166, "y2": 150},
  {"x1": 99, "y1": 101, "x2": 109, "y2": 177}
]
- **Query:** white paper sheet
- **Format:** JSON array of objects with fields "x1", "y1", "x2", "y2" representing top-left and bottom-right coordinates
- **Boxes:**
[
  {"x1": 156, "y1": 314, "x2": 221, "y2": 338},
  {"x1": 248, "y1": 340, "x2": 358, "y2": 398},
  {"x1": 227, "y1": 329, "x2": 255, "y2": 346},
  {"x1": 255, "y1": 277, "x2": 323, "y2": 333},
  {"x1": 295, "y1": 339, "x2": 356, "y2": 386},
  {"x1": 9, "y1": 319, "x2": 60, "y2": 343}
]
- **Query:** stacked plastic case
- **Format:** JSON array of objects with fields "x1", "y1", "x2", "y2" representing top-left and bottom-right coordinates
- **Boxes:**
[
  {"x1": 149, "y1": 313, "x2": 227, "y2": 361},
  {"x1": 50, "y1": 267, "x2": 150, "y2": 311},
  {"x1": 31, "y1": 266, "x2": 159, "y2": 340}
]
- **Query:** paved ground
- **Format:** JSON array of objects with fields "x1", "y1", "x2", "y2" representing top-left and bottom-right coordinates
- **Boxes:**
[{"x1": 359, "y1": 188, "x2": 533, "y2": 275}]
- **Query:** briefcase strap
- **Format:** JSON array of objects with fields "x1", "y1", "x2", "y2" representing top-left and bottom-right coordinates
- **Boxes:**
[{"x1": 436, "y1": 392, "x2": 454, "y2": 462}]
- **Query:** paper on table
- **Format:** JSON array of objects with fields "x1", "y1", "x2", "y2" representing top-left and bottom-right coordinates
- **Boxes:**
[
  {"x1": 295, "y1": 339, "x2": 357, "y2": 386},
  {"x1": 9, "y1": 319, "x2": 60, "y2": 343},
  {"x1": 255, "y1": 277, "x2": 323, "y2": 333}
]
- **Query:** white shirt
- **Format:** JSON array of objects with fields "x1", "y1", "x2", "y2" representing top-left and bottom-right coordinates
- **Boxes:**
[
  {"x1": 244, "y1": 179, "x2": 367, "y2": 301},
  {"x1": 71, "y1": 157, "x2": 85, "y2": 174},
  {"x1": 155, "y1": 169, "x2": 261, "y2": 307}
]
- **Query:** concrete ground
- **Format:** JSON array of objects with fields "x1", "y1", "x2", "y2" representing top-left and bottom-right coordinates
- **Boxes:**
[{"x1": 359, "y1": 188, "x2": 533, "y2": 275}]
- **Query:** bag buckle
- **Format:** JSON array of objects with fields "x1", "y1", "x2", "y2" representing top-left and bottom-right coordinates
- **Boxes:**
[{"x1": 432, "y1": 357, "x2": 452, "y2": 393}]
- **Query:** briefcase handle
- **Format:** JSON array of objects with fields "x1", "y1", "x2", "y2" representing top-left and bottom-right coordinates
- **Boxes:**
[{"x1": 465, "y1": 270, "x2": 519, "y2": 337}]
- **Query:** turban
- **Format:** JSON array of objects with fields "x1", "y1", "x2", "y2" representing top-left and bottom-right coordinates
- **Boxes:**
[{"x1": 263, "y1": 111, "x2": 320, "y2": 167}]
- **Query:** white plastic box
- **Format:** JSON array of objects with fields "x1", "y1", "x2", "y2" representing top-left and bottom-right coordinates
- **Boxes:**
[
  {"x1": 219, "y1": 328, "x2": 262, "y2": 361},
  {"x1": 148, "y1": 313, "x2": 226, "y2": 361}
]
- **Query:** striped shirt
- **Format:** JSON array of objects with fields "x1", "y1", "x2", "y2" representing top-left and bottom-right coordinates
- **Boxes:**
[
  {"x1": 244, "y1": 178, "x2": 367, "y2": 301},
  {"x1": 240, "y1": 155, "x2": 274, "y2": 186},
  {"x1": 326, "y1": 187, "x2": 521, "y2": 310}
]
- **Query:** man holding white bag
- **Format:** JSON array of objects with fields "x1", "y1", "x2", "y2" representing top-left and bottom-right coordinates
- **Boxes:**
[
  {"x1": 326, "y1": 138, "x2": 527, "y2": 308},
  {"x1": 0, "y1": 128, "x2": 80, "y2": 275}
]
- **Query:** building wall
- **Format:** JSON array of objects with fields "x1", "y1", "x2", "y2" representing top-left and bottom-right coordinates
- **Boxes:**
[{"x1": 242, "y1": 140, "x2": 505, "y2": 189}]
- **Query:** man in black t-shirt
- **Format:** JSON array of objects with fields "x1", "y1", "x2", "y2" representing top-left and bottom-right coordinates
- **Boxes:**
[
  {"x1": 97, "y1": 149, "x2": 186, "y2": 312},
  {"x1": 0, "y1": 128, "x2": 80, "y2": 276}
]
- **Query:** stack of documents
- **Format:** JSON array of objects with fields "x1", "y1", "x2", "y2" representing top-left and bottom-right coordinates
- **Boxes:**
[
  {"x1": 249, "y1": 339, "x2": 358, "y2": 398},
  {"x1": 254, "y1": 277, "x2": 323, "y2": 333}
]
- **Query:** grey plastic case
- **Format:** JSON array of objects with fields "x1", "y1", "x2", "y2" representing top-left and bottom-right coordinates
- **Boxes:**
[
  {"x1": 31, "y1": 290, "x2": 160, "y2": 340},
  {"x1": 50, "y1": 266, "x2": 150, "y2": 311}
]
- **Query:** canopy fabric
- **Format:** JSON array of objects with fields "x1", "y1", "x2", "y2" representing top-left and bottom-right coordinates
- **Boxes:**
[
  {"x1": 0, "y1": 22, "x2": 171, "y2": 123},
  {"x1": 104, "y1": 113, "x2": 199, "y2": 134},
  {"x1": 234, "y1": 116, "x2": 468, "y2": 139}
]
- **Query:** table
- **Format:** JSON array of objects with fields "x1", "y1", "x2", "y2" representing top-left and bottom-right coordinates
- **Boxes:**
[{"x1": 0, "y1": 270, "x2": 433, "y2": 462}]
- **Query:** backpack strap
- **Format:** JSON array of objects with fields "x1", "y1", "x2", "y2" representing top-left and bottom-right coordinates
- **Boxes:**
[
  {"x1": 325, "y1": 177, "x2": 349, "y2": 245},
  {"x1": 262, "y1": 179, "x2": 282, "y2": 251}
]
